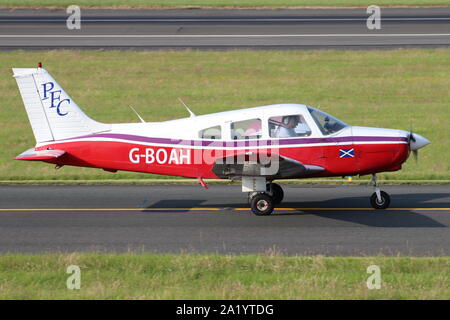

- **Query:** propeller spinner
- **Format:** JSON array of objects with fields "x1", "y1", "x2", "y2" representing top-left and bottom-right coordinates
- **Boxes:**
[{"x1": 407, "y1": 131, "x2": 430, "y2": 161}]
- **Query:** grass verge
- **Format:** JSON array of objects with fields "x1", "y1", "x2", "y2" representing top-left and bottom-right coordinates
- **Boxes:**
[
  {"x1": 0, "y1": 253, "x2": 448, "y2": 299},
  {"x1": 1, "y1": 0, "x2": 450, "y2": 9},
  {"x1": 1, "y1": 49, "x2": 449, "y2": 181}
]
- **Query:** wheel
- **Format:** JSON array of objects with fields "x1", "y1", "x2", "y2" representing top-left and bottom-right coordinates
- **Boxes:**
[
  {"x1": 370, "y1": 191, "x2": 390, "y2": 209},
  {"x1": 247, "y1": 192, "x2": 258, "y2": 204},
  {"x1": 267, "y1": 183, "x2": 284, "y2": 205},
  {"x1": 250, "y1": 193, "x2": 274, "y2": 216}
]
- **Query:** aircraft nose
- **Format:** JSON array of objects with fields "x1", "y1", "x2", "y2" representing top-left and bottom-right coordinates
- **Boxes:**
[{"x1": 409, "y1": 133, "x2": 430, "y2": 151}]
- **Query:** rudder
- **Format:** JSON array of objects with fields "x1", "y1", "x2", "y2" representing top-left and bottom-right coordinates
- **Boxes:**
[{"x1": 13, "y1": 66, "x2": 110, "y2": 143}]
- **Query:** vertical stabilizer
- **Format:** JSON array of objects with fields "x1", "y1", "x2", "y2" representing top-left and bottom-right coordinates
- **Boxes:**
[{"x1": 13, "y1": 67, "x2": 110, "y2": 143}]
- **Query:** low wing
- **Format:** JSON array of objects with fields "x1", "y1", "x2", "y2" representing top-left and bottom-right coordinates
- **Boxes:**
[
  {"x1": 15, "y1": 148, "x2": 65, "y2": 161},
  {"x1": 212, "y1": 152, "x2": 324, "y2": 179}
]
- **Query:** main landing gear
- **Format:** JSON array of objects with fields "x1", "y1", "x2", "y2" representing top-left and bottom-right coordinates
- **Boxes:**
[
  {"x1": 245, "y1": 175, "x2": 391, "y2": 215},
  {"x1": 248, "y1": 182, "x2": 284, "y2": 216},
  {"x1": 369, "y1": 174, "x2": 391, "y2": 209}
]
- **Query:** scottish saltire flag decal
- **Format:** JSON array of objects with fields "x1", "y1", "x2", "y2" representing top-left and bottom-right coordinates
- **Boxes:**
[{"x1": 339, "y1": 148, "x2": 354, "y2": 158}]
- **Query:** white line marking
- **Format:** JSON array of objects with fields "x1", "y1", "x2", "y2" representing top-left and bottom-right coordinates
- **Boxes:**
[
  {"x1": 1, "y1": 18, "x2": 450, "y2": 22},
  {"x1": 1, "y1": 34, "x2": 450, "y2": 38},
  {"x1": 0, "y1": 207, "x2": 449, "y2": 212}
]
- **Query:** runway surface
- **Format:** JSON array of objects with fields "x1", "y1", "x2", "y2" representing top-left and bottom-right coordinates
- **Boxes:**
[
  {"x1": 1, "y1": 8, "x2": 450, "y2": 49},
  {"x1": 0, "y1": 184, "x2": 449, "y2": 255}
]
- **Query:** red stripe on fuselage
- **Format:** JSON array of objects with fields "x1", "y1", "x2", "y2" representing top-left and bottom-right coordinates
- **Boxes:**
[{"x1": 35, "y1": 138, "x2": 409, "y2": 179}]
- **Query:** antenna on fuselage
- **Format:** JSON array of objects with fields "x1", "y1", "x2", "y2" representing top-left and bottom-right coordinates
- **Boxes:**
[
  {"x1": 129, "y1": 106, "x2": 146, "y2": 123},
  {"x1": 178, "y1": 98, "x2": 196, "y2": 118}
]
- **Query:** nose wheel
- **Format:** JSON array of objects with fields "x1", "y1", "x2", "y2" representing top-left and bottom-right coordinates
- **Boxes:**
[
  {"x1": 369, "y1": 174, "x2": 391, "y2": 209},
  {"x1": 370, "y1": 191, "x2": 390, "y2": 209}
]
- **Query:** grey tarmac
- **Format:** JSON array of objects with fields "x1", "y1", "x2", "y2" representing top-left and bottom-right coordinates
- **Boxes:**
[
  {"x1": 1, "y1": 8, "x2": 450, "y2": 49},
  {"x1": 0, "y1": 184, "x2": 448, "y2": 255}
]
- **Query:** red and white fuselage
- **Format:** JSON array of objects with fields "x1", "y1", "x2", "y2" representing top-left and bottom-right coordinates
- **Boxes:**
[
  {"x1": 29, "y1": 104, "x2": 418, "y2": 179},
  {"x1": 12, "y1": 66, "x2": 430, "y2": 213}
]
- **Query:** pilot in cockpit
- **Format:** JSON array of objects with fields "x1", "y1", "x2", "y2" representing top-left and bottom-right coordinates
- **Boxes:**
[{"x1": 276, "y1": 115, "x2": 300, "y2": 138}]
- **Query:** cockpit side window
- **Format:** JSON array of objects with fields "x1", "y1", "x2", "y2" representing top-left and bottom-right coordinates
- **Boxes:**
[
  {"x1": 199, "y1": 125, "x2": 221, "y2": 139},
  {"x1": 230, "y1": 119, "x2": 261, "y2": 140},
  {"x1": 268, "y1": 114, "x2": 312, "y2": 138},
  {"x1": 308, "y1": 107, "x2": 348, "y2": 135}
]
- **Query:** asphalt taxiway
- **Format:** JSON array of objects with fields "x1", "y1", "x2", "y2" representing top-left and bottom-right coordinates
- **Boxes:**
[
  {"x1": 0, "y1": 184, "x2": 448, "y2": 255},
  {"x1": 1, "y1": 8, "x2": 450, "y2": 49}
]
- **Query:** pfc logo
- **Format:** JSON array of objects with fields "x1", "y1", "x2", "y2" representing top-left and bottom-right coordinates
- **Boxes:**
[{"x1": 41, "y1": 82, "x2": 70, "y2": 116}]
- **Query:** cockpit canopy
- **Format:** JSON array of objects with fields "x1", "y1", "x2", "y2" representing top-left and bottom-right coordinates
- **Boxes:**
[
  {"x1": 307, "y1": 107, "x2": 348, "y2": 135},
  {"x1": 197, "y1": 105, "x2": 349, "y2": 140}
]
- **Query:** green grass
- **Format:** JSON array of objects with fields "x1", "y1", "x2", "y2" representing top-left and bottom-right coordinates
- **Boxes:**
[
  {"x1": 1, "y1": 49, "x2": 449, "y2": 181},
  {"x1": 1, "y1": 0, "x2": 450, "y2": 8},
  {"x1": 0, "y1": 253, "x2": 448, "y2": 299}
]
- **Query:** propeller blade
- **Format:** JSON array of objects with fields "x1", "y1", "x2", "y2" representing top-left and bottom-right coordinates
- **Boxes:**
[
  {"x1": 407, "y1": 130, "x2": 418, "y2": 163},
  {"x1": 405, "y1": 128, "x2": 428, "y2": 163}
]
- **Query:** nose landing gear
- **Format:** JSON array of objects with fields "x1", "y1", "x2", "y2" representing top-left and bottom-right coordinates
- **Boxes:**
[{"x1": 369, "y1": 174, "x2": 391, "y2": 209}]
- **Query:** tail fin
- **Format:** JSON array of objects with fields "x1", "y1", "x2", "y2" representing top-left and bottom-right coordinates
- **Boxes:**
[{"x1": 12, "y1": 66, "x2": 110, "y2": 143}]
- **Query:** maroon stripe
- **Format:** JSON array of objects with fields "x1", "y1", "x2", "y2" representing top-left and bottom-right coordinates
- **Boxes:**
[{"x1": 58, "y1": 133, "x2": 408, "y2": 147}]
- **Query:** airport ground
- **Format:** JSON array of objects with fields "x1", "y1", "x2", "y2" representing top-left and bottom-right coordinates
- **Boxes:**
[
  {"x1": 0, "y1": 0, "x2": 449, "y2": 9},
  {"x1": 0, "y1": 184, "x2": 449, "y2": 299},
  {"x1": 1, "y1": 185, "x2": 449, "y2": 255},
  {"x1": 0, "y1": 6, "x2": 449, "y2": 300},
  {"x1": 2, "y1": 8, "x2": 450, "y2": 49}
]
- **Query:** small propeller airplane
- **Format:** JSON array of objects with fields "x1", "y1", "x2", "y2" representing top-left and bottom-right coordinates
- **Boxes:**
[{"x1": 12, "y1": 65, "x2": 430, "y2": 215}]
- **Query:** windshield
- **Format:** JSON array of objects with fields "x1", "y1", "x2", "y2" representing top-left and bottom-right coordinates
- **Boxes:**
[{"x1": 308, "y1": 107, "x2": 348, "y2": 135}]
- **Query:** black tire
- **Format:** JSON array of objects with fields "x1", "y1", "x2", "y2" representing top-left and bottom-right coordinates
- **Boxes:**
[
  {"x1": 370, "y1": 191, "x2": 390, "y2": 209},
  {"x1": 250, "y1": 193, "x2": 274, "y2": 216},
  {"x1": 267, "y1": 183, "x2": 284, "y2": 205},
  {"x1": 247, "y1": 192, "x2": 257, "y2": 205}
]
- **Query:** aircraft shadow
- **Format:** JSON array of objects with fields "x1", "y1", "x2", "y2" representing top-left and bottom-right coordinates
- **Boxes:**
[{"x1": 145, "y1": 192, "x2": 448, "y2": 228}]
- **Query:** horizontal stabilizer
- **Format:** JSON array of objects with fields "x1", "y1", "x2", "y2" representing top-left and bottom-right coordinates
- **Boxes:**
[{"x1": 15, "y1": 148, "x2": 65, "y2": 161}]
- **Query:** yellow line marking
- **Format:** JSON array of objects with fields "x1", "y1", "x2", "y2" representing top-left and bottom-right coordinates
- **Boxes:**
[
  {"x1": 0, "y1": 208, "x2": 221, "y2": 211},
  {"x1": 0, "y1": 208, "x2": 195, "y2": 211},
  {"x1": 388, "y1": 208, "x2": 450, "y2": 211},
  {"x1": 273, "y1": 208, "x2": 450, "y2": 211},
  {"x1": 0, "y1": 208, "x2": 449, "y2": 212}
]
